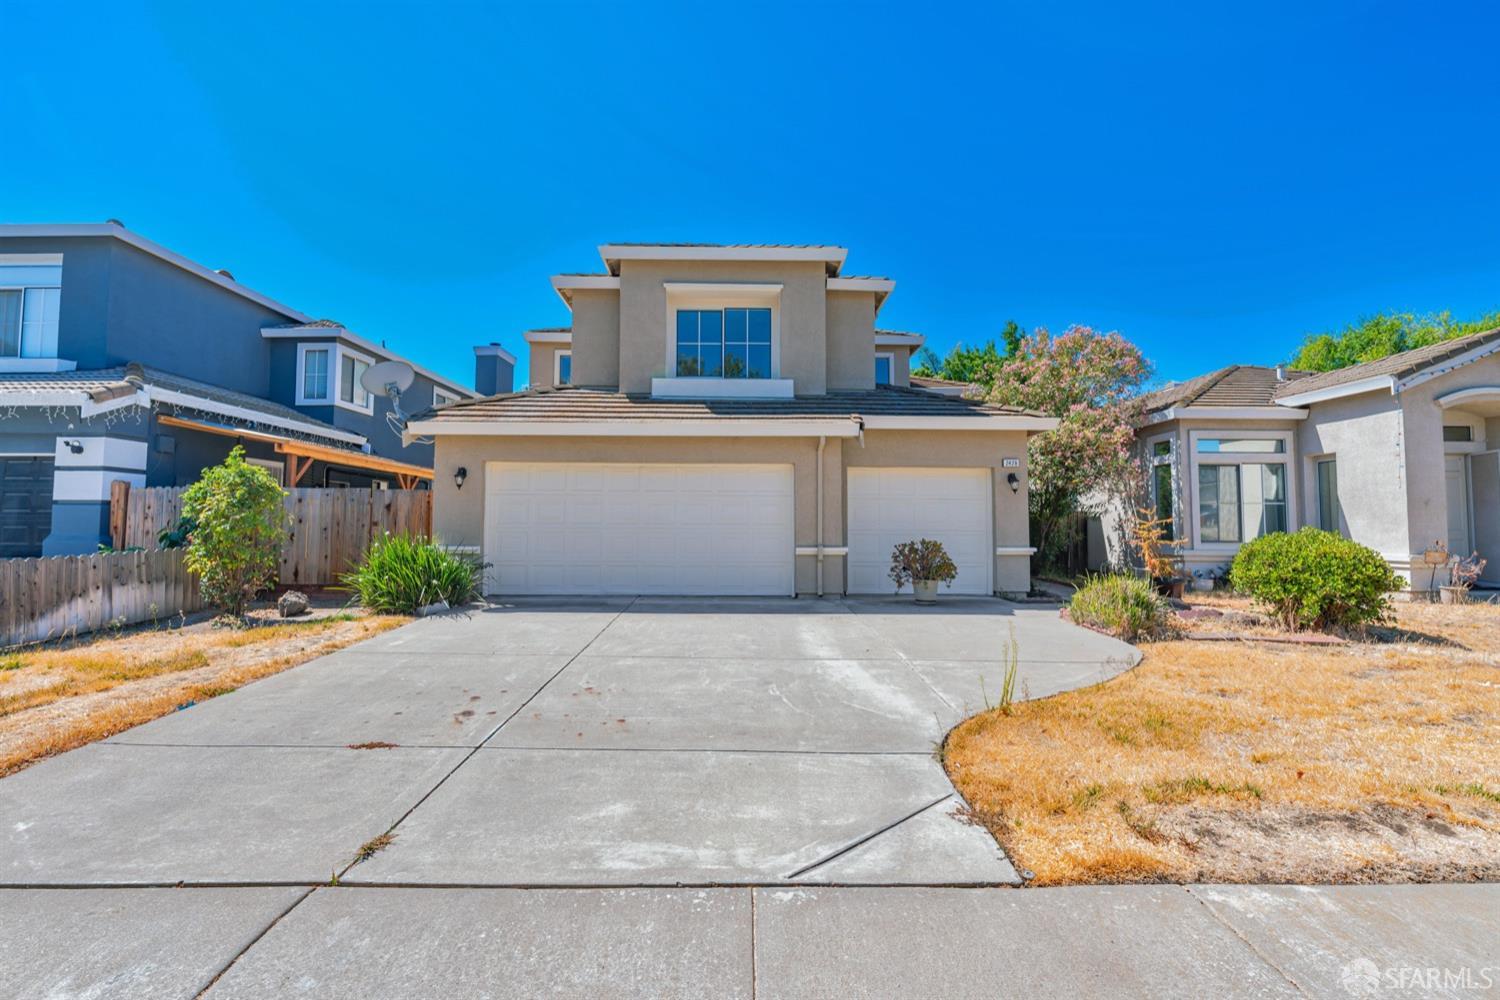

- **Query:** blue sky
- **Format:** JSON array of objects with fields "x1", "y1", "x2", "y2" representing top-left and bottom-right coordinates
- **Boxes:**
[{"x1": 4, "y1": 1, "x2": 1499, "y2": 389}]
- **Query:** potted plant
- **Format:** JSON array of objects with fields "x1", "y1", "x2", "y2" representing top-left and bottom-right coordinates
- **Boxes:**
[
  {"x1": 1132, "y1": 508, "x2": 1186, "y2": 599},
  {"x1": 1442, "y1": 550, "x2": 1487, "y2": 604},
  {"x1": 889, "y1": 538, "x2": 958, "y2": 604}
]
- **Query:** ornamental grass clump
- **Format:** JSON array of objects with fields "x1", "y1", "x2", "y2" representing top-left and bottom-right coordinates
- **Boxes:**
[
  {"x1": 1229, "y1": 527, "x2": 1403, "y2": 631},
  {"x1": 1068, "y1": 573, "x2": 1170, "y2": 642},
  {"x1": 341, "y1": 533, "x2": 483, "y2": 614}
]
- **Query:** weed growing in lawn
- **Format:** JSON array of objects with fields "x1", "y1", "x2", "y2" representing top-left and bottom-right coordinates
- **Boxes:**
[
  {"x1": 1433, "y1": 783, "x2": 1500, "y2": 804},
  {"x1": 0, "y1": 656, "x2": 24, "y2": 672}
]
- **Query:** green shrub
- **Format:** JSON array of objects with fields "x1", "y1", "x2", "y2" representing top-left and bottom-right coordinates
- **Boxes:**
[
  {"x1": 182, "y1": 446, "x2": 287, "y2": 617},
  {"x1": 1069, "y1": 573, "x2": 1170, "y2": 642},
  {"x1": 341, "y1": 533, "x2": 483, "y2": 614},
  {"x1": 1229, "y1": 528, "x2": 1404, "y2": 631}
]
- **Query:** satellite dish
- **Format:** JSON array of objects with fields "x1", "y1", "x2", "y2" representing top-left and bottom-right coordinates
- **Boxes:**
[{"x1": 362, "y1": 360, "x2": 415, "y2": 398}]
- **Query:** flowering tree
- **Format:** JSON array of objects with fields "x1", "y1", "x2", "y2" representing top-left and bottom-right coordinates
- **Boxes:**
[{"x1": 985, "y1": 326, "x2": 1151, "y2": 566}]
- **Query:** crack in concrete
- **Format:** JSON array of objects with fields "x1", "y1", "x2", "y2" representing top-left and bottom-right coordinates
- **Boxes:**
[{"x1": 1185, "y1": 886, "x2": 1312, "y2": 998}]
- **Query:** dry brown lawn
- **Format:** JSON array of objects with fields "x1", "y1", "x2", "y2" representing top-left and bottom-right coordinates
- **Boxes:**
[
  {"x1": 945, "y1": 598, "x2": 1500, "y2": 885},
  {"x1": 0, "y1": 608, "x2": 406, "y2": 777}
]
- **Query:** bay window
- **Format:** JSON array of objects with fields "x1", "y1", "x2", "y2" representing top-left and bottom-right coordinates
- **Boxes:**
[
  {"x1": 340, "y1": 351, "x2": 372, "y2": 410},
  {"x1": 1190, "y1": 433, "x2": 1291, "y2": 546}
]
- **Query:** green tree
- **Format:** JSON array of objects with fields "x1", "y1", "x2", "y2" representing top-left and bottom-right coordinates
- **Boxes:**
[
  {"x1": 986, "y1": 326, "x2": 1152, "y2": 566},
  {"x1": 1290, "y1": 309, "x2": 1500, "y2": 372},
  {"x1": 181, "y1": 446, "x2": 287, "y2": 617},
  {"x1": 912, "y1": 321, "x2": 1027, "y2": 386}
]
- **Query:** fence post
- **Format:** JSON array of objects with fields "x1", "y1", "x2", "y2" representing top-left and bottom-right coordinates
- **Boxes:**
[{"x1": 109, "y1": 480, "x2": 131, "y2": 551}]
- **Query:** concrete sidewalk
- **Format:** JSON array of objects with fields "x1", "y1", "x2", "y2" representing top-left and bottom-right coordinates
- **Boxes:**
[{"x1": 1, "y1": 883, "x2": 1493, "y2": 998}]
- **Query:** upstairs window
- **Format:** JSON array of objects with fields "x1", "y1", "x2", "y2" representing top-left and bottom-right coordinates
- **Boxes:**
[
  {"x1": 433, "y1": 388, "x2": 459, "y2": 408},
  {"x1": 340, "y1": 352, "x2": 371, "y2": 410},
  {"x1": 0, "y1": 262, "x2": 62, "y2": 360},
  {"x1": 875, "y1": 353, "x2": 893, "y2": 385},
  {"x1": 676, "y1": 308, "x2": 771, "y2": 378},
  {"x1": 555, "y1": 350, "x2": 572, "y2": 385},
  {"x1": 300, "y1": 346, "x2": 331, "y2": 401}
]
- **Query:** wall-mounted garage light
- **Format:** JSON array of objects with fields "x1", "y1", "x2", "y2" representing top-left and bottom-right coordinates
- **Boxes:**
[
  {"x1": 1006, "y1": 472, "x2": 1020, "y2": 494},
  {"x1": 454, "y1": 466, "x2": 468, "y2": 490},
  {"x1": 62, "y1": 439, "x2": 84, "y2": 455}
]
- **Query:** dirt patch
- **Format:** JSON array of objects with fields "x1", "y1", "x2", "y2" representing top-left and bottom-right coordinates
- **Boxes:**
[
  {"x1": 0, "y1": 607, "x2": 406, "y2": 777},
  {"x1": 945, "y1": 598, "x2": 1500, "y2": 885}
]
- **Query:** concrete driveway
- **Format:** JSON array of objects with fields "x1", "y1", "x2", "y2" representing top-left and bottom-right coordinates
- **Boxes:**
[{"x1": 3, "y1": 597, "x2": 1494, "y2": 998}]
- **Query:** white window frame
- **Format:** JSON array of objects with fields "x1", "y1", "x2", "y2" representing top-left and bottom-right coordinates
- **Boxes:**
[
  {"x1": 247, "y1": 457, "x2": 285, "y2": 486},
  {"x1": 0, "y1": 254, "x2": 64, "y2": 367},
  {"x1": 296, "y1": 341, "x2": 376, "y2": 412},
  {"x1": 433, "y1": 387, "x2": 459, "y2": 408},
  {"x1": 554, "y1": 349, "x2": 572, "y2": 386},
  {"x1": 661, "y1": 283, "x2": 782, "y2": 382},
  {"x1": 1186, "y1": 429, "x2": 1297, "y2": 552},
  {"x1": 1442, "y1": 412, "x2": 1484, "y2": 455},
  {"x1": 336, "y1": 344, "x2": 376, "y2": 414},
  {"x1": 1144, "y1": 431, "x2": 1178, "y2": 540},
  {"x1": 874, "y1": 352, "x2": 895, "y2": 385},
  {"x1": 1312, "y1": 454, "x2": 1341, "y2": 534},
  {"x1": 296, "y1": 343, "x2": 334, "y2": 404}
]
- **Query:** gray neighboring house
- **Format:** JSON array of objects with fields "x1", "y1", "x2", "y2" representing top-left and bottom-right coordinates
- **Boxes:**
[
  {"x1": 1094, "y1": 328, "x2": 1500, "y2": 590},
  {"x1": 0, "y1": 222, "x2": 507, "y2": 556}
]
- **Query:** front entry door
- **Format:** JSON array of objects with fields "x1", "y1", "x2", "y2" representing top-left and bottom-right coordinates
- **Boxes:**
[{"x1": 1445, "y1": 455, "x2": 1472, "y2": 554}]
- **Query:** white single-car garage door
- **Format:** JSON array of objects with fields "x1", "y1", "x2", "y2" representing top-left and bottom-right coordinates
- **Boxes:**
[
  {"x1": 847, "y1": 467, "x2": 992, "y2": 595},
  {"x1": 484, "y1": 462, "x2": 795, "y2": 596}
]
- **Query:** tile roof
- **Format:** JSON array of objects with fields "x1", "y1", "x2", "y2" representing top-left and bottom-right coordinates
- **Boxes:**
[
  {"x1": 0, "y1": 365, "x2": 354, "y2": 444},
  {"x1": 910, "y1": 374, "x2": 970, "y2": 388},
  {"x1": 1139, "y1": 365, "x2": 1313, "y2": 411},
  {"x1": 1271, "y1": 326, "x2": 1500, "y2": 400},
  {"x1": 417, "y1": 384, "x2": 1044, "y2": 423}
]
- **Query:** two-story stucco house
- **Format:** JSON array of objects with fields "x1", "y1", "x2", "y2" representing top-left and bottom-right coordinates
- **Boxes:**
[
  {"x1": 1100, "y1": 328, "x2": 1500, "y2": 590},
  {"x1": 0, "y1": 222, "x2": 500, "y2": 556},
  {"x1": 408, "y1": 243, "x2": 1056, "y2": 597}
]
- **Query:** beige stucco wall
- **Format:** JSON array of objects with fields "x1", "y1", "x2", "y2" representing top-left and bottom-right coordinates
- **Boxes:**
[
  {"x1": 568, "y1": 289, "x2": 620, "y2": 387},
  {"x1": 527, "y1": 342, "x2": 564, "y2": 389},
  {"x1": 1296, "y1": 393, "x2": 1408, "y2": 561},
  {"x1": 826, "y1": 291, "x2": 876, "y2": 391},
  {"x1": 431, "y1": 429, "x2": 1035, "y2": 595},
  {"x1": 615, "y1": 260, "x2": 829, "y2": 395},
  {"x1": 1394, "y1": 353, "x2": 1500, "y2": 566}
]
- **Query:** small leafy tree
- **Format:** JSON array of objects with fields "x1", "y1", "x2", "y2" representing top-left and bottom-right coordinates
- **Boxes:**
[
  {"x1": 181, "y1": 446, "x2": 287, "y2": 617},
  {"x1": 985, "y1": 326, "x2": 1151, "y2": 567},
  {"x1": 889, "y1": 538, "x2": 958, "y2": 590}
]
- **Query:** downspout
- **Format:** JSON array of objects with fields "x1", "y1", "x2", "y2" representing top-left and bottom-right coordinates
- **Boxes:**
[{"x1": 816, "y1": 434, "x2": 826, "y2": 597}]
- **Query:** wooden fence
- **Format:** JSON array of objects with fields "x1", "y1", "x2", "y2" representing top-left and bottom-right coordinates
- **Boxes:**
[
  {"x1": 113, "y1": 484, "x2": 433, "y2": 587},
  {"x1": 0, "y1": 549, "x2": 203, "y2": 647}
]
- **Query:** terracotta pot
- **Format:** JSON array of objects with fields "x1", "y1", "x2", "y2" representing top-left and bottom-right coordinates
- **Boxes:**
[{"x1": 913, "y1": 580, "x2": 940, "y2": 605}]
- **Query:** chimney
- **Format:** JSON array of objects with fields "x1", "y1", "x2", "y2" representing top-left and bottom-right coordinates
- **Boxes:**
[
  {"x1": 473, "y1": 343, "x2": 516, "y2": 396},
  {"x1": 1274, "y1": 364, "x2": 1286, "y2": 382}
]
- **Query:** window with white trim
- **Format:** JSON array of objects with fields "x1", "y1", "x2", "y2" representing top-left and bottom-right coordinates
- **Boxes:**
[
  {"x1": 1147, "y1": 436, "x2": 1176, "y2": 539},
  {"x1": 1316, "y1": 458, "x2": 1340, "y2": 532},
  {"x1": 555, "y1": 350, "x2": 572, "y2": 385},
  {"x1": 875, "y1": 353, "x2": 894, "y2": 385},
  {"x1": 1191, "y1": 432, "x2": 1290, "y2": 545},
  {"x1": 0, "y1": 262, "x2": 62, "y2": 359},
  {"x1": 433, "y1": 388, "x2": 459, "y2": 408},
  {"x1": 675, "y1": 308, "x2": 772, "y2": 378},
  {"x1": 300, "y1": 346, "x2": 331, "y2": 402},
  {"x1": 339, "y1": 351, "x2": 372, "y2": 410}
]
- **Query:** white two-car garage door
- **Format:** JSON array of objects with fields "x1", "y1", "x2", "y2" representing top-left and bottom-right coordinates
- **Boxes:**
[
  {"x1": 484, "y1": 462, "x2": 795, "y2": 596},
  {"x1": 847, "y1": 467, "x2": 993, "y2": 595}
]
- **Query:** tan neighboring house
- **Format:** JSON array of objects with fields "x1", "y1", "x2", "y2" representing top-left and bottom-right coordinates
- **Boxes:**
[
  {"x1": 408, "y1": 243, "x2": 1056, "y2": 597},
  {"x1": 1095, "y1": 328, "x2": 1500, "y2": 590}
]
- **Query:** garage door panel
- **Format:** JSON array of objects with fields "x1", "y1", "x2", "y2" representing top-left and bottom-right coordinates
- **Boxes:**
[
  {"x1": 485, "y1": 462, "x2": 794, "y2": 596},
  {"x1": 847, "y1": 468, "x2": 992, "y2": 596}
]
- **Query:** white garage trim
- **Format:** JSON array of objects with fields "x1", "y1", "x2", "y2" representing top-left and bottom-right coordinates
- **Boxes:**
[
  {"x1": 846, "y1": 467, "x2": 993, "y2": 595},
  {"x1": 483, "y1": 461, "x2": 795, "y2": 596}
]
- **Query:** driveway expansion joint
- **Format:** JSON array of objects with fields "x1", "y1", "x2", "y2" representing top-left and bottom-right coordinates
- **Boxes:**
[{"x1": 782, "y1": 792, "x2": 955, "y2": 879}]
